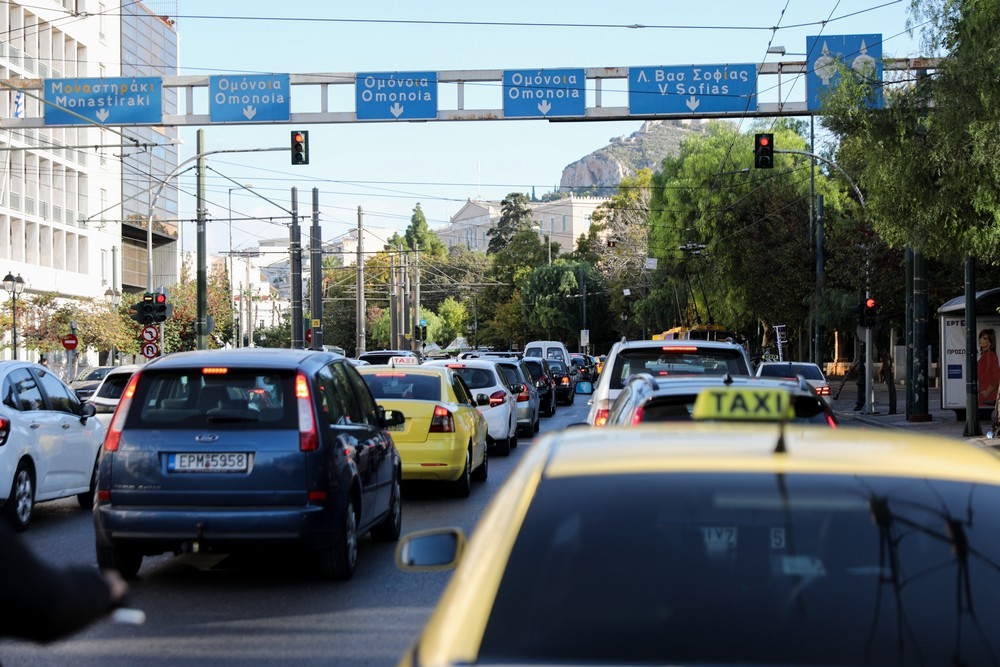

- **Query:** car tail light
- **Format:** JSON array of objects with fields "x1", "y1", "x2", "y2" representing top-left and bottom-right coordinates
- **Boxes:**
[
  {"x1": 0, "y1": 416, "x2": 10, "y2": 446},
  {"x1": 296, "y1": 373, "x2": 319, "y2": 451},
  {"x1": 593, "y1": 399, "x2": 611, "y2": 427},
  {"x1": 104, "y1": 372, "x2": 141, "y2": 452},
  {"x1": 662, "y1": 346, "x2": 698, "y2": 352},
  {"x1": 429, "y1": 405, "x2": 455, "y2": 433},
  {"x1": 816, "y1": 385, "x2": 831, "y2": 397},
  {"x1": 560, "y1": 376, "x2": 570, "y2": 386},
  {"x1": 826, "y1": 414, "x2": 837, "y2": 428},
  {"x1": 489, "y1": 391, "x2": 506, "y2": 408},
  {"x1": 516, "y1": 386, "x2": 530, "y2": 402},
  {"x1": 630, "y1": 407, "x2": 644, "y2": 426}
]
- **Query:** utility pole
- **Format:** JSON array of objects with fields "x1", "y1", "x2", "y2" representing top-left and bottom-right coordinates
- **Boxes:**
[
  {"x1": 411, "y1": 245, "x2": 420, "y2": 353},
  {"x1": 356, "y1": 206, "x2": 366, "y2": 355},
  {"x1": 195, "y1": 129, "x2": 207, "y2": 351},
  {"x1": 310, "y1": 187, "x2": 323, "y2": 350},
  {"x1": 290, "y1": 188, "x2": 303, "y2": 349},
  {"x1": 389, "y1": 250, "x2": 398, "y2": 349},
  {"x1": 815, "y1": 194, "x2": 825, "y2": 367}
]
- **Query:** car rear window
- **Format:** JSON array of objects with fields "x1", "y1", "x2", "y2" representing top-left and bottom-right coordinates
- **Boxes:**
[
  {"x1": 362, "y1": 373, "x2": 441, "y2": 401},
  {"x1": 639, "y1": 393, "x2": 833, "y2": 424},
  {"x1": 451, "y1": 367, "x2": 497, "y2": 390},
  {"x1": 497, "y1": 365, "x2": 520, "y2": 386},
  {"x1": 94, "y1": 372, "x2": 135, "y2": 400},
  {"x1": 610, "y1": 347, "x2": 749, "y2": 389},
  {"x1": 125, "y1": 369, "x2": 297, "y2": 429},
  {"x1": 523, "y1": 362, "x2": 545, "y2": 381},
  {"x1": 759, "y1": 363, "x2": 825, "y2": 381},
  {"x1": 481, "y1": 472, "x2": 1000, "y2": 665}
]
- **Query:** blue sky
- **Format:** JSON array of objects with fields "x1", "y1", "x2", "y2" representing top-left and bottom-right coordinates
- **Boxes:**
[{"x1": 170, "y1": 1, "x2": 921, "y2": 256}]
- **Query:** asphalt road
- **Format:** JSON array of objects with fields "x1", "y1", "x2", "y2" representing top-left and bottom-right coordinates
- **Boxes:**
[{"x1": 0, "y1": 393, "x2": 592, "y2": 667}]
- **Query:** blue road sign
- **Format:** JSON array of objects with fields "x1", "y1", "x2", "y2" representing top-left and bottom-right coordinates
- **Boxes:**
[
  {"x1": 209, "y1": 74, "x2": 290, "y2": 123},
  {"x1": 356, "y1": 72, "x2": 437, "y2": 120},
  {"x1": 44, "y1": 77, "x2": 162, "y2": 125},
  {"x1": 503, "y1": 69, "x2": 585, "y2": 118},
  {"x1": 806, "y1": 34, "x2": 883, "y2": 111},
  {"x1": 629, "y1": 64, "x2": 758, "y2": 115}
]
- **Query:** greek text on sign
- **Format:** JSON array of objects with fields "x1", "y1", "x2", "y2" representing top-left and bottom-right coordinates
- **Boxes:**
[
  {"x1": 629, "y1": 64, "x2": 757, "y2": 115},
  {"x1": 356, "y1": 72, "x2": 437, "y2": 120},
  {"x1": 503, "y1": 69, "x2": 586, "y2": 118},
  {"x1": 692, "y1": 387, "x2": 794, "y2": 422},
  {"x1": 44, "y1": 77, "x2": 162, "y2": 125},
  {"x1": 209, "y1": 74, "x2": 290, "y2": 123}
]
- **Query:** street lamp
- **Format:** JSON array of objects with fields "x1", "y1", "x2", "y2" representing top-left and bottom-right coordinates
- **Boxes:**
[
  {"x1": 229, "y1": 184, "x2": 254, "y2": 348},
  {"x1": 533, "y1": 221, "x2": 552, "y2": 265},
  {"x1": 3, "y1": 272, "x2": 24, "y2": 360},
  {"x1": 104, "y1": 287, "x2": 121, "y2": 365}
]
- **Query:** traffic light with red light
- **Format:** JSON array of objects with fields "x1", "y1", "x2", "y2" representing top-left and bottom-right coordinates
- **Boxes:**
[
  {"x1": 754, "y1": 133, "x2": 774, "y2": 169},
  {"x1": 152, "y1": 293, "x2": 172, "y2": 323},
  {"x1": 290, "y1": 130, "x2": 309, "y2": 165},
  {"x1": 863, "y1": 297, "x2": 878, "y2": 328}
]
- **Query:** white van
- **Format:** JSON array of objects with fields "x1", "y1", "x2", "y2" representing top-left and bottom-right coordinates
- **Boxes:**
[{"x1": 524, "y1": 341, "x2": 578, "y2": 392}]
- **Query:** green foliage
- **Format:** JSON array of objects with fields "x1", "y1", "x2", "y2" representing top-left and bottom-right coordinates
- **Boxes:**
[
  {"x1": 436, "y1": 297, "x2": 468, "y2": 347},
  {"x1": 486, "y1": 192, "x2": 534, "y2": 254}
]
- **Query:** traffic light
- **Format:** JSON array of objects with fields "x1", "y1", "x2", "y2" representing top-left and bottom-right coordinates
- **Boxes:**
[
  {"x1": 152, "y1": 293, "x2": 172, "y2": 323},
  {"x1": 290, "y1": 130, "x2": 309, "y2": 165},
  {"x1": 863, "y1": 297, "x2": 878, "y2": 328},
  {"x1": 128, "y1": 300, "x2": 148, "y2": 325},
  {"x1": 607, "y1": 239, "x2": 617, "y2": 248},
  {"x1": 131, "y1": 293, "x2": 156, "y2": 325},
  {"x1": 754, "y1": 133, "x2": 774, "y2": 169}
]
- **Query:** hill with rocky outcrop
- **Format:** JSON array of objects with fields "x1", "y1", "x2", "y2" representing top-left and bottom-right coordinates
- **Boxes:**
[{"x1": 558, "y1": 119, "x2": 708, "y2": 195}]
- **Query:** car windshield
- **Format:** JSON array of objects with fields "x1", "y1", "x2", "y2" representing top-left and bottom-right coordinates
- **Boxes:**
[
  {"x1": 125, "y1": 369, "x2": 296, "y2": 429},
  {"x1": 362, "y1": 373, "x2": 441, "y2": 401},
  {"x1": 759, "y1": 363, "x2": 825, "y2": 381},
  {"x1": 610, "y1": 347, "x2": 749, "y2": 389},
  {"x1": 637, "y1": 392, "x2": 832, "y2": 424},
  {"x1": 77, "y1": 367, "x2": 109, "y2": 382},
  {"x1": 480, "y1": 472, "x2": 1000, "y2": 665}
]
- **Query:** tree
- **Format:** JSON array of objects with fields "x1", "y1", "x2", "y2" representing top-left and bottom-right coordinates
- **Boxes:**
[
  {"x1": 436, "y1": 297, "x2": 469, "y2": 347},
  {"x1": 486, "y1": 192, "x2": 534, "y2": 254}
]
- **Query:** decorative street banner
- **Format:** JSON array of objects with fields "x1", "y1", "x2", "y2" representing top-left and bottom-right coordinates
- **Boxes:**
[
  {"x1": 806, "y1": 34, "x2": 883, "y2": 111},
  {"x1": 44, "y1": 77, "x2": 162, "y2": 125},
  {"x1": 209, "y1": 74, "x2": 290, "y2": 122}
]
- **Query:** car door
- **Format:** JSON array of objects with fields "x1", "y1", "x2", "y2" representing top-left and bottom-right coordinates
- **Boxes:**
[
  {"x1": 31, "y1": 368, "x2": 100, "y2": 496},
  {"x1": 343, "y1": 362, "x2": 395, "y2": 522},
  {"x1": 451, "y1": 372, "x2": 486, "y2": 463}
]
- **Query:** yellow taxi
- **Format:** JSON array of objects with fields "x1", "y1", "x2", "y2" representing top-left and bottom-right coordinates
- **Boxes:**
[
  {"x1": 358, "y1": 362, "x2": 488, "y2": 497},
  {"x1": 397, "y1": 386, "x2": 1000, "y2": 665}
]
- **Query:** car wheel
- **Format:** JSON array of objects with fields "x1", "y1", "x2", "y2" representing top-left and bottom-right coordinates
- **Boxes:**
[
  {"x1": 472, "y1": 443, "x2": 488, "y2": 482},
  {"x1": 4, "y1": 461, "x2": 34, "y2": 531},
  {"x1": 568, "y1": 389, "x2": 575, "y2": 405},
  {"x1": 77, "y1": 456, "x2": 99, "y2": 509},
  {"x1": 493, "y1": 432, "x2": 511, "y2": 456},
  {"x1": 316, "y1": 497, "x2": 358, "y2": 581},
  {"x1": 452, "y1": 448, "x2": 472, "y2": 498},
  {"x1": 509, "y1": 429, "x2": 518, "y2": 449},
  {"x1": 533, "y1": 411, "x2": 540, "y2": 433},
  {"x1": 96, "y1": 542, "x2": 143, "y2": 579},
  {"x1": 371, "y1": 471, "x2": 402, "y2": 543}
]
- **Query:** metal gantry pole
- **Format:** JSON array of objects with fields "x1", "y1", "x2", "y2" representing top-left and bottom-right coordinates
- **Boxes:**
[
  {"x1": 290, "y1": 188, "x2": 303, "y2": 350},
  {"x1": 356, "y1": 206, "x2": 366, "y2": 355},
  {"x1": 310, "y1": 188, "x2": 323, "y2": 350}
]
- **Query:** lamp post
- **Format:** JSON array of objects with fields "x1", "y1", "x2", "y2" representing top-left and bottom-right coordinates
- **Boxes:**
[
  {"x1": 104, "y1": 287, "x2": 121, "y2": 365},
  {"x1": 229, "y1": 183, "x2": 253, "y2": 348},
  {"x1": 3, "y1": 272, "x2": 24, "y2": 360}
]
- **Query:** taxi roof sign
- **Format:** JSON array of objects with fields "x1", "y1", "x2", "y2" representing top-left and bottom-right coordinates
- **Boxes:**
[
  {"x1": 389, "y1": 356, "x2": 420, "y2": 367},
  {"x1": 692, "y1": 387, "x2": 795, "y2": 423}
]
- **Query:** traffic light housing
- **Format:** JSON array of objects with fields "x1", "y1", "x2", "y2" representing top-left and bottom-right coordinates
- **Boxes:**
[
  {"x1": 290, "y1": 130, "x2": 309, "y2": 165},
  {"x1": 128, "y1": 300, "x2": 148, "y2": 325},
  {"x1": 152, "y1": 293, "x2": 172, "y2": 323},
  {"x1": 863, "y1": 297, "x2": 878, "y2": 328},
  {"x1": 607, "y1": 239, "x2": 617, "y2": 248},
  {"x1": 754, "y1": 133, "x2": 774, "y2": 169}
]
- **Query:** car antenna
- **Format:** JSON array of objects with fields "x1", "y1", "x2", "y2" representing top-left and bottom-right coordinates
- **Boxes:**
[
  {"x1": 723, "y1": 373, "x2": 734, "y2": 385},
  {"x1": 774, "y1": 423, "x2": 787, "y2": 454}
]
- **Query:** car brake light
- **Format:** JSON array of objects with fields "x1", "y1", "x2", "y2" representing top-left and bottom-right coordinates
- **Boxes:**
[
  {"x1": 816, "y1": 386, "x2": 831, "y2": 396},
  {"x1": 104, "y1": 372, "x2": 141, "y2": 452},
  {"x1": 593, "y1": 400, "x2": 610, "y2": 427},
  {"x1": 489, "y1": 391, "x2": 506, "y2": 408},
  {"x1": 429, "y1": 405, "x2": 455, "y2": 433},
  {"x1": 826, "y1": 414, "x2": 837, "y2": 428},
  {"x1": 516, "y1": 387, "x2": 530, "y2": 402},
  {"x1": 202, "y1": 367, "x2": 229, "y2": 375},
  {"x1": 0, "y1": 416, "x2": 9, "y2": 446},
  {"x1": 296, "y1": 373, "x2": 319, "y2": 451},
  {"x1": 446, "y1": 364, "x2": 465, "y2": 369},
  {"x1": 630, "y1": 407, "x2": 644, "y2": 426},
  {"x1": 662, "y1": 346, "x2": 698, "y2": 352},
  {"x1": 560, "y1": 376, "x2": 570, "y2": 386}
]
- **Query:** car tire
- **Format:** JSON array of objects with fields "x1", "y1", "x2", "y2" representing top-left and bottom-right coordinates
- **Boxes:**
[
  {"x1": 509, "y1": 430, "x2": 518, "y2": 449},
  {"x1": 370, "y1": 472, "x2": 402, "y2": 543},
  {"x1": 96, "y1": 542, "x2": 143, "y2": 580},
  {"x1": 493, "y1": 432, "x2": 511, "y2": 456},
  {"x1": 77, "y1": 456, "x2": 99, "y2": 509},
  {"x1": 316, "y1": 497, "x2": 358, "y2": 581},
  {"x1": 452, "y1": 448, "x2": 472, "y2": 498},
  {"x1": 4, "y1": 461, "x2": 34, "y2": 531},
  {"x1": 472, "y1": 444, "x2": 488, "y2": 482},
  {"x1": 533, "y1": 412, "x2": 540, "y2": 433},
  {"x1": 568, "y1": 390, "x2": 575, "y2": 406}
]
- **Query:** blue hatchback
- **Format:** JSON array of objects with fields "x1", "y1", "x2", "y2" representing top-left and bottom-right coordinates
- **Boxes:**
[{"x1": 93, "y1": 348, "x2": 404, "y2": 580}]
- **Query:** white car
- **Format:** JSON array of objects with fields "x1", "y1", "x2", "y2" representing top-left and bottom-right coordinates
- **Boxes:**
[
  {"x1": 423, "y1": 359, "x2": 519, "y2": 455},
  {"x1": 0, "y1": 361, "x2": 106, "y2": 530},
  {"x1": 586, "y1": 338, "x2": 755, "y2": 426},
  {"x1": 755, "y1": 361, "x2": 832, "y2": 403},
  {"x1": 87, "y1": 364, "x2": 142, "y2": 429}
]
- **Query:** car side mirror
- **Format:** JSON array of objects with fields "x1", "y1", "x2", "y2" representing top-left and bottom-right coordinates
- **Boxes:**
[
  {"x1": 475, "y1": 393, "x2": 490, "y2": 406},
  {"x1": 80, "y1": 401, "x2": 97, "y2": 423},
  {"x1": 382, "y1": 407, "x2": 405, "y2": 428},
  {"x1": 575, "y1": 381, "x2": 593, "y2": 395}
]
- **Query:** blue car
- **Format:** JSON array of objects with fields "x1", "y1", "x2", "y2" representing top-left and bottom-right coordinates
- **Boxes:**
[{"x1": 93, "y1": 348, "x2": 404, "y2": 581}]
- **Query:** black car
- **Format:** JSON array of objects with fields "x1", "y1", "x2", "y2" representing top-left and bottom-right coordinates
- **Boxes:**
[
  {"x1": 522, "y1": 357, "x2": 557, "y2": 418},
  {"x1": 357, "y1": 349, "x2": 420, "y2": 366},
  {"x1": 546, "y1": 359, "x2": 576, "y2": 405},
  {"x1": 570, "y1": 353, "x2": 596, "y2": 382},
  {"x1": 94, "y1": 348, "x2": 405, "y2": 581},
  {"x1": 69, "y1": 365, "x2": 114, "y2": 400}
]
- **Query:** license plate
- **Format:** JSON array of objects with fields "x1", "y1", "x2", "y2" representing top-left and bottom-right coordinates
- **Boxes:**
[{"x1": 169, "y1": 452, "x2": 249, "y2": 473}]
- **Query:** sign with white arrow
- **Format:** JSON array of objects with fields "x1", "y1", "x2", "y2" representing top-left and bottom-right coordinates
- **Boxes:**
[
  {"x1": 503, "y1": 68, "x2": 585, "y2": 118},
  {"x1": 44, "y1": 77, "x2": 162, "y2": 125},
  {"x1": 356, "y1": 72, "x2": 437, "y2": 120},
  {"x1": 209, "y1": 74, "x2": 290, "y2": 123},
  {"x1": 628, "y1": 64, "x2": 758, "y2": 116}
]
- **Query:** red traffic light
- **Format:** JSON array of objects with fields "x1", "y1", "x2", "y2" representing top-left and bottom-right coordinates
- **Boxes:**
[
  {"x1": 865, "y1": 297, "x2": 876, "y2": 308},
  {"x1": 292, "y1": 132, "x2": 305, "y2": 143},
  {"x1": 155, "y1": 293, "x2": 166, "y2": 304},
  {"x1": 758, "y1": 136, "x2": 769, "y2": 147}
]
